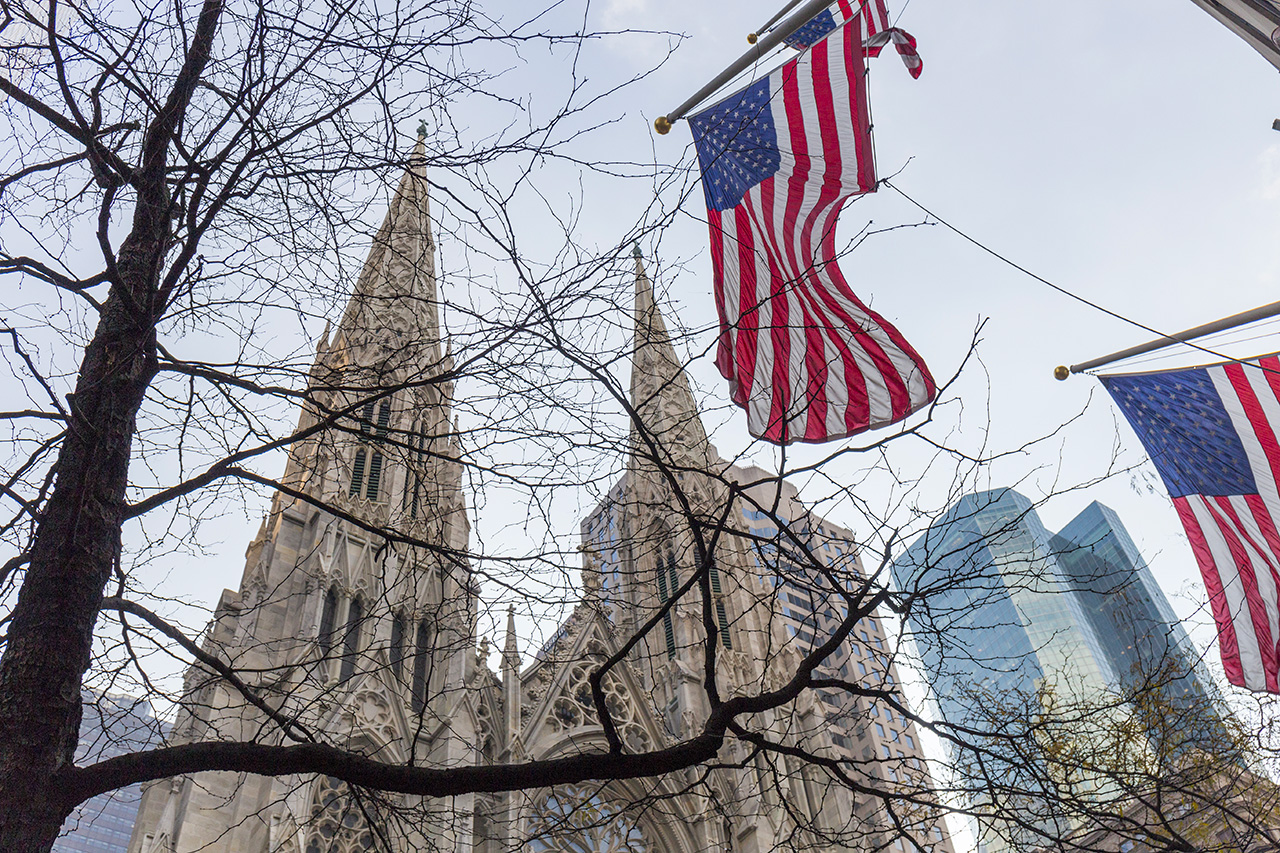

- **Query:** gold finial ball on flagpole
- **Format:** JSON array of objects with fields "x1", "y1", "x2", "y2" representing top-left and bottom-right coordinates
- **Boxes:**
[
  {"x1": 747, "y1": 32, "x2": 758, "y2": 44},
  {"x1": 1053, "y1": 365, "x2": 1071, "y2": 381},
  {"x1": 654, "y1": 116, "x2": 672, "y2": 135}
]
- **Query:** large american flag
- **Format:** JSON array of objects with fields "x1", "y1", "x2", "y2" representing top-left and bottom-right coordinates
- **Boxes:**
[
  {"x1": 785, "y1": 0, "x2": 923, "y2": 79},
  {"x1": 1103, "y1": 356, "x2": 1280, "y2": 693},
  {"x1": 689, "y1": 16, "x2": 935, "y2": 445}
]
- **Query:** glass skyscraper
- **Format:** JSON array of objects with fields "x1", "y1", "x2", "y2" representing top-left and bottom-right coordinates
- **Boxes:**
[
  {"x1": 1051, "y1": 501, "x2": 1227, "y2": 752},
  {"x1": 892, "y1": 488, "x2": 1226, "y2": 852},
  {"x1": 53, "y1": 692, "x2": 166, "y2": 853},
  {"x1": 891, "y1": 489, "x2": 1120, "y2": 725}
]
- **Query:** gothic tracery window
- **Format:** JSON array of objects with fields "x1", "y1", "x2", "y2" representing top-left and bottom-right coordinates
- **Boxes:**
[
  {"x1": 303, "y1": 776, "x2": 374, "y2": 853},
  {"x1": 708, "y1": 559, "x2": 732, "y2": 649},
  {"x1": 411, "y1": 619, "x2": 431, "y2": 713},
  {"x1": 318, "y1": 586, "x2": 339, "y2": 656},
  {"x1": 389, "y1": 612, "x2": 406, "y2": 681},
  {"x1": 527, "y1": 785, "x2": 651, "y2": 853},
  {"x1": 338, "y1": 596, "x2": 364, "y2": 682},
  {"x1": 543, "y1": 646, "x2": 651, "y2": 753},
  {"x1": 348, "y1": 399, "x2": 391, "y2": 500},
  {"x1": 403, "y1": 419, "x2": 432, "y2": 519},
  {"x1": 655, "y1": 541, "x2": 679, "y2": 659}
]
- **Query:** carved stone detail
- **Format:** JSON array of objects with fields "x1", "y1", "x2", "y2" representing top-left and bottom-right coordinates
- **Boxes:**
[
  {"x1": 302, "y1": 776, "x2": 374, "y2": 853},
  {"x1": 542, "y1": 640, "x2": 651, "y2": 754},
  {"x1": 527, "y1": 784, "x2": 651, "y2": 853}
]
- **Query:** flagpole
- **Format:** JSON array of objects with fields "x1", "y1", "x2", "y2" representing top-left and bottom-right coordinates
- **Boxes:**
[
  {"x1": 749, "y1": 0, "x2": 807, "y2": 43},
  {"x1": 653, "y1": 0, "x2": 839, "y2": 134},
  {"x1": 1055, "y1": 299, "x2": 1280, "y2": 379}
]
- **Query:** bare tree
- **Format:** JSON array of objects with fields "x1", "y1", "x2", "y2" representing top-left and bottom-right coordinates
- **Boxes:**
[{"x1": 3, "y1": 0, "x2": 1272, "y2": 851}]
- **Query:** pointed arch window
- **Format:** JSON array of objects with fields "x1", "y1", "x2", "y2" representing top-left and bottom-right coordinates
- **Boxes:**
[
  {"x1": 708, "y1": 560, "x2": 733, "y2": 649},
  {"x1": 348, "y1": 449, "x2": 367, "y2": 497},
  {"x1": 304, "y1": 776, "x2": 373, "y2": 853},
  {"x1": 348, "y1": 399, "x2": 392, "y2": 500},
  {"x1": 528, "y1": 786, "x2": 652, "y2": 853},
  {"x1": 403, "y1": 419, "x2": 432, "y2": 519},
  {"x1": 318, "y1": 586, "x2": 339, "y2": 656},
  {"x1": 655, "y1": 543, "x2": 679, "y2": 659},
  {"x1": 338, "y1": 596, "x2": 364, "y2": 682},
  {"x1": 411, "y1": 619, "x2": 431, "y2": 713},
  {"x1": 390, "y1": 612, "x2": 406, "y2": 680}
]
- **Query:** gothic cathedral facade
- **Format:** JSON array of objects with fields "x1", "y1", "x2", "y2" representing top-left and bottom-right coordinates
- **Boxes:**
[{"x1": 128, "y1": 143, "x2": 954, "y2": 853}]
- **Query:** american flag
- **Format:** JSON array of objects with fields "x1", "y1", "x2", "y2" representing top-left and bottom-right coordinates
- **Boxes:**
[
  {"x1": 689, "y1": 16, "x2": 935, "y2": 445},
  {"x1": 1103, "y1": 356, "x2": 1280, "y2": 693},
  {"x1": 785, "y1": 0, "x2": 923, "y2": 79}
]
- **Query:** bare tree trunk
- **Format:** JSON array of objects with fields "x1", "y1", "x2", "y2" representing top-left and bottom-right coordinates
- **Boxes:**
[
  {"x1": 0, "y1": 264, "x2": 161, "y2": 846},
  {"x1": 0, "y1": 0, "x2": 223, "y2": 840}
]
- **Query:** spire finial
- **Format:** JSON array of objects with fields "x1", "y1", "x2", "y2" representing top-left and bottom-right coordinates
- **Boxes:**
[
  {"x1": 416, "y1": 119, "x2": 428, "y2": 138},
  {"x1": 632, "y1": 242, "x2": 642, "y2": 260},
  {"x1": 503, "y1": 606, "x2": 519, "y2": 661}
]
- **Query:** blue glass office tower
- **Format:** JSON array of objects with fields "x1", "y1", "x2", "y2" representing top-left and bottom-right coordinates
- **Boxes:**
[
  {"x1": 1051, "y1": 501, "x2": 1226, "y2": 750},
  {"x1": 53, "y1": 692, "x2": 165, "y2": 853},
  {"x1": 893, "y1": 489, "x2": 1227, "y2": 852},
  {"x1": 891, "y1": 489, "x2": 1120, "y2": 727}
]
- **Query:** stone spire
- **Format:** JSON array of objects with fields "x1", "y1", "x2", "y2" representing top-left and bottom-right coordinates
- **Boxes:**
[
  {"x1": 502, "y1": 607, "x2": 521, "y2": 743},
  {"x1": 629, "y1": 246, "x2": 712, "y2": 465},
  {"x1": 276, "y1": 135, "x2": 460, "y2": 520},
  {"x1": 329, "y1": 133, "x2": 442, "y2": 376}
]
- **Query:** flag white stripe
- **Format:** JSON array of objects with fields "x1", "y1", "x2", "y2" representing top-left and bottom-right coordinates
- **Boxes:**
[
  {"x1": 1187, "y1": 495, "x2": 1268, "y2": 691},
  {"x1": 1212, "y1": 366, "x2": 1280, "y2": 680},
  {"x1": 1226, "y1": 494, "x2": 1280, "y2": 672},
  {"x1": 1238, "y1": 365, "x2": 1280, "y2": 512},
  {"x1": 741, "y1": 188, "x2": 778, "y2": 430},
  {"x1": 718, "y1": 211, "x2": 740, "y2": 376}
]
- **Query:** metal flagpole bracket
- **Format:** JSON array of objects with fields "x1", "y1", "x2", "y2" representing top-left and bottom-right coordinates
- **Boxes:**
[{"x1": 653, "y1": 0, "x2": 837, "y2": 135}]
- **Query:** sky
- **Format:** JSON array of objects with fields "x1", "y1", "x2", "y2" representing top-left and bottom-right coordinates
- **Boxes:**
[
  {"x1": 578, "y1": 0, "x2": 1280, "y2": 637},
  {"x1": 401, "y1": 0, "x2": 1280, "y2": 638},
  {"x1": 102, "y1": 0, "x2": 1280, "y2": 684}
]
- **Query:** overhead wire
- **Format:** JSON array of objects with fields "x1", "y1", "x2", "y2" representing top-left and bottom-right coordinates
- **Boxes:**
[{"x1": 882, "y1": 180, "x2": 1280, "y2": 376}]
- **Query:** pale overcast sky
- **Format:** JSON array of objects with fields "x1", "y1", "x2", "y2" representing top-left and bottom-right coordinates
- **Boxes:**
[
  {"x1": 151, "y1": 0, "x2": 1280, "y2": 664},
  {"x1": 584, "y1": 0, "x2": 1280, "y2": 642},
  {"x1": 82, "y1": 0, "x2": 1278, "y2": 761}
]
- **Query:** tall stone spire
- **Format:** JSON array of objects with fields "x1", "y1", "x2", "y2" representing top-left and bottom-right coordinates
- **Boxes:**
[
  {"x1": 501, "y1": 607, "x2": 521, "y2": 747},
  {"x1": 629, "y1": 245, "x2": 712, "y2": 465},
  {"x1": 329, "y1": 133, "x2": 443, "y2": 378}
]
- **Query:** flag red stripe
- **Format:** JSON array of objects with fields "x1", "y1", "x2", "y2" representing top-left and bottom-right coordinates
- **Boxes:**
[
  {"x1": 696, "y1": 16, "x2": 934, "y2": 443},
  {"x1": 1208, "y1": 495, "x2": 1280, "y2": 691},
  {"x1": 1175, "y1": 497, "x2": 1247, "y2": 687},
  {"x1": 1226, "y1": 363, "x2": 1280, "y2": 501}
]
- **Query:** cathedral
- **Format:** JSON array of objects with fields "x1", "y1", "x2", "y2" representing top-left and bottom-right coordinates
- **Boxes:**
[{"x1": 126, "y1": 138, "x2": 955, "y2": 853}]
